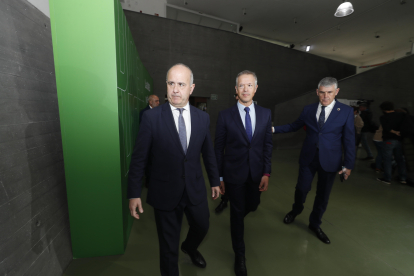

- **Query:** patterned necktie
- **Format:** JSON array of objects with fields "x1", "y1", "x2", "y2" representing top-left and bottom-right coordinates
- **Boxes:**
[
  {"x1": 177, "y1": 108, "x2": 187, "y2": 154},
  {"x1": 245, "y1": 107, "x2": 252, "y2": 142},
  {"x1": 318, "y1": 106, "x2": 326, "y2": 129}
]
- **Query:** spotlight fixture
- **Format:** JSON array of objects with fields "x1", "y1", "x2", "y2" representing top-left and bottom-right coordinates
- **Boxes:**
[
  {"x1": 239, "y1": 26, "x2": 243, "y2": 32},
  {"x1": 334, "y1": 2, "x2": 354, "y2": 17},
  {"x1": 242, "y1": 8, "x2": 246, "y2": 15},
  {"x1": 289, "y1": 44, "x2": 295, "y2": 49},
  {"x1": 306, "y1": 45, "x2": 310, "y2": 52}
]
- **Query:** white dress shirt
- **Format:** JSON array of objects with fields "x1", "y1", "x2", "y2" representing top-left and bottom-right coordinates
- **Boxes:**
[
  {"x1": 237, "y1": 101, "x2": 256, "y2": 135},
  {"x1": 170, "y1": 102, "x2": 191, "y2": 147},
  {"x1": 316, "y1": 100, "x2": 336, "y2": 122}
]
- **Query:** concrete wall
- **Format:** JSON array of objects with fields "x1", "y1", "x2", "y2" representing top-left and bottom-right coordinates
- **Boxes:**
[
  {"x1": 121, "y1": 0, "x2": 167, "y2": 17},
  {"x1": 0, "y1": 0, "x2": 72, "y2": 275},
  {"x1": 274, "y1": 54, "x2": 414, "y2": 149},
  {"x1": 123, "y1": 11, "x2": 356, "y2": 138}
]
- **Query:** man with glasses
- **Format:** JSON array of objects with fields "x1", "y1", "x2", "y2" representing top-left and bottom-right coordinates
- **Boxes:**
[
  {"x1": 128, "y1": 63, "x2": 220, "y2": 276},
  {"x1": 215, "y1": 70, "x2": 273, "y2": 276}
]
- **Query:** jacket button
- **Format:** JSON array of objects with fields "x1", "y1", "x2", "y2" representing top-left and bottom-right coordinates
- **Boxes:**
[
  {"x1": 319, "y1": 133, "x2": 322, "y2": 136},
  {"x1": 184, "y1": 159, "x2": 187, "y2": 162}
]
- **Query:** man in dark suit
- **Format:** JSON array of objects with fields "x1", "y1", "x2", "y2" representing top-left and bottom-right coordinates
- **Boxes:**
[
  {"x1": 139, "y1": 94, "x2": 160, "y2": 124},
  {"x1": 139, "y1": 94, "x2": 160, "y2": 187},
  {"x1": 128, "y1": 64, "x2": 221, "y2": 276},
  {"x1": 215, "y1": 70, "x2": 273, "y2": 276},
  {"x1": 274, "y1": 77, "x2": 355, "y2": 244},
  {"x1": 215, "y1": 92, "x2": 240, "y2": 214}
]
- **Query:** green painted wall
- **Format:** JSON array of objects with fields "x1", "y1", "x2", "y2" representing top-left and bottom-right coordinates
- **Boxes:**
[{"x1": 50, "y1": 0, "x2": 152, "y2": 258}]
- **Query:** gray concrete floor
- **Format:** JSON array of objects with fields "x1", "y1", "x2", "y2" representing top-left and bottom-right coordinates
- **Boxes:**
[{"x1": 63, "y1": 148, "x2": 414, "y2": 275}]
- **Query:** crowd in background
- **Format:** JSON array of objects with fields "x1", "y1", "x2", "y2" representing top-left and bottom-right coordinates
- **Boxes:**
[{"x1": 353, "y1": 101, "x2": 414, "y2": 186}]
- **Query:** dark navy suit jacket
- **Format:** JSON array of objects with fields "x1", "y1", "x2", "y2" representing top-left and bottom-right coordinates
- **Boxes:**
[
  {"x1": 139, "y1": 105, "x2": 151, "y2": 124},
  {"x1": 214, "y1": 104, "x2": 273, "y2": 184},
  {"x1": 127, "y1": 102, "x2": 220, "y2": 211},
  {"x1": 274, "y1": 101, "x2": 355, "y2": 172}
]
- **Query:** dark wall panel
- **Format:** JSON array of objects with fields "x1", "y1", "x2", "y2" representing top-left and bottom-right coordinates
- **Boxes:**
[
  {"x1": 123, "y1": 11, "x2": 356, "y2": 137},
  {"x1": 0, "y1": 0, "x2": 72, "y2": 275},
  {"x1": 273, "y1": 55, "x2": 414, "y2": 149}
]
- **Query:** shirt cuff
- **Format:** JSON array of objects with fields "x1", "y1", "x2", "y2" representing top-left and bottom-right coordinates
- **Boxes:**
[
  {"x1": 263, "y1": 173, "x2": 270, "y2": 177},
  {"x1": 220, "y1": 177, "x2": 223, "y2": 181},
  {"x1": 272, "y1": 127, "x2": 275, "y2": 133}
]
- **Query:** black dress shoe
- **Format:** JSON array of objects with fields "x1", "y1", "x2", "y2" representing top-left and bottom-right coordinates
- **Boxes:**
[
  {"x1": 181, "y1": 244, "x2": 206, "y2": 268},
  {"x1": 215, "y1": 200, "x2": 228, "y2": 213},
  {"x1": 234, "y1": 256, "x2": 247, "y2": 276},
  {"x1": 283, "y1": 211, "x2": 297, "y2": 224},
  {"x1": 308, "y1": 225, "x2": 331, "y2": 244}
]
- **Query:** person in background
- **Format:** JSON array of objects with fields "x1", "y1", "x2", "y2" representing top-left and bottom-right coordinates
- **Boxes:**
[
  {"x1": 359, "y1": 103, "x2": 374, "y2": 161},
  {"x1": 215, "y1": 93, "x2": 240, "y2": 214},
  {"x1": 138, "y1": 94, "x2": 160, "y2": 187},
  {"x1": 373, "y1": 125, "x2": 384, "y2": 173},
  {"x1": 139, "y1": 95, "x2": 160, "y2": 124},
  {"x1": 377, "y1": 101, "x2": 407, "y2": 185},
  {"x1": 353, "y1": 106, "x2": 364, "y2": 152}
]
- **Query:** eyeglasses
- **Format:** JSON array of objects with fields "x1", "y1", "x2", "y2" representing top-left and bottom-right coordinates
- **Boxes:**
[{"x1": 167, "y1": 81, "x2": 187, "y2": 88}]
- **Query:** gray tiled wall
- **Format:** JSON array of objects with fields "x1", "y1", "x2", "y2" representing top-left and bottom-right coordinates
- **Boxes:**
[{"x1": 0, "y1": 0, "x2": 72, "y2": 275}]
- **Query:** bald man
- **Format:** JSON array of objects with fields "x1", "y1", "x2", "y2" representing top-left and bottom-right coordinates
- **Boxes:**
[
  {"x1": 128, "y1": 64, "x2": 220, "y2": 276},
  {"x1": 139, "y1": 94, "x2": 160, "y2": 124}
]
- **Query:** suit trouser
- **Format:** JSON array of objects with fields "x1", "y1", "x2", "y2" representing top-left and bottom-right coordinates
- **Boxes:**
[
  {"x1": 292, "y1": 151, "x2": 337, "y2": 228},
  {"x1": 153, "y1": 189, "x2": 210, "y2": 276},
  {"x1": 226, "y1": 173, "x2": 261, "y2": 257}
]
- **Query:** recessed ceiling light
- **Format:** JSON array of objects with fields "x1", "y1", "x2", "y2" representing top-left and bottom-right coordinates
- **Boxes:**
[{"x1": 306, "y1": 45, "x2": 310, "y2": 52}]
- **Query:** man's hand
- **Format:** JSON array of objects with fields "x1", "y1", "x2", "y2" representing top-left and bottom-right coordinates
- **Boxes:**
[
  {"x1": 391, "y1": 129, "x2": 401, "y2": 136},
  {"x1": 211, "y1": 186, "x2": 220, "y2": 200},
  {"x1": 219, "y1": 181, "x2": 225, "y2": 195},
  {"x1": 129, "y1": 198, "x2": 144, "y2": 219},
  {"x1": 338, "y1": 168, "x2": 352, "y2": 180},
  {"x1": 259, "y1": 176, "x2": 269, "y2": 192}
]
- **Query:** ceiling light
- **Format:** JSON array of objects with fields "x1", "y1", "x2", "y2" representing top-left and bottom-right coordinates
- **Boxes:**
[
  {"x1": 306, "y1": 45, "x2": 310, "y2": 52},
  {"x1": 334, "y1": 2, "x2": 354, "y2": 17}
]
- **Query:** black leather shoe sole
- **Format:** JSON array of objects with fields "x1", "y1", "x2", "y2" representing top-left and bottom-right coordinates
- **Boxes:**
[{"x1": 181, "y1": 247, "x2": 207, "y2": 268}]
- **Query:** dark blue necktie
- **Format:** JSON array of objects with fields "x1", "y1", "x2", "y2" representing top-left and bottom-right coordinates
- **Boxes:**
[
  {"x1": 245, "y1": 107, "x2": 252, "y2": 142},
  {"x1": 318, "y1": 106, "x2": 326, "y2": 129}
]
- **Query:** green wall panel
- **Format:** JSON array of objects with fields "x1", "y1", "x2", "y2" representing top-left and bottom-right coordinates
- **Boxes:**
[{"x1": 50, "y1": 0, "x2": 152, "y2": 258}]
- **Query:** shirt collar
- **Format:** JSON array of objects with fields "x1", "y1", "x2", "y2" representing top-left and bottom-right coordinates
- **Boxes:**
[
  {"x1": 169, "y1": 102, "x2": 190, "y2": 112},
  {"x1": 237, "y1": 101, "x2": 255, "y2": 112},
  {"x1": 319, "y1": 100, "x2": 336, "y2": 109}
]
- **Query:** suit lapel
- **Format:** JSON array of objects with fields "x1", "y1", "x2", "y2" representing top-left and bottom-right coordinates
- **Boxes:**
[
  {"x1": 310, "y1": 102, "x2": 319, "y2": 129},
  {"x1": 322, "y1": 101, "x2": 340, "y2": 129},
  {"x1": 187, "y1": 105, "x2": 198, "y2": 154},
  {"x1": 231, "y1": 104, "x2": 249, "y2": 143},
  {"x1": 161, "y1": 103, "x2": 185, "y2": 155},
  {"x1": 251, "y1": 104, "x2": 261, "y2": 142}
]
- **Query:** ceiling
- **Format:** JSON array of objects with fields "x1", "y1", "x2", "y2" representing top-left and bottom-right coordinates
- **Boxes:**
[{"x1": 166, "y1": 0, "x2": 414, "y2": 66}]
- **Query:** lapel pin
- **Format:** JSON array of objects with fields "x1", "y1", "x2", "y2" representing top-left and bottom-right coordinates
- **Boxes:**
[{"x1": 337, "y1": 108, "x2": 340, "y2": 111}]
